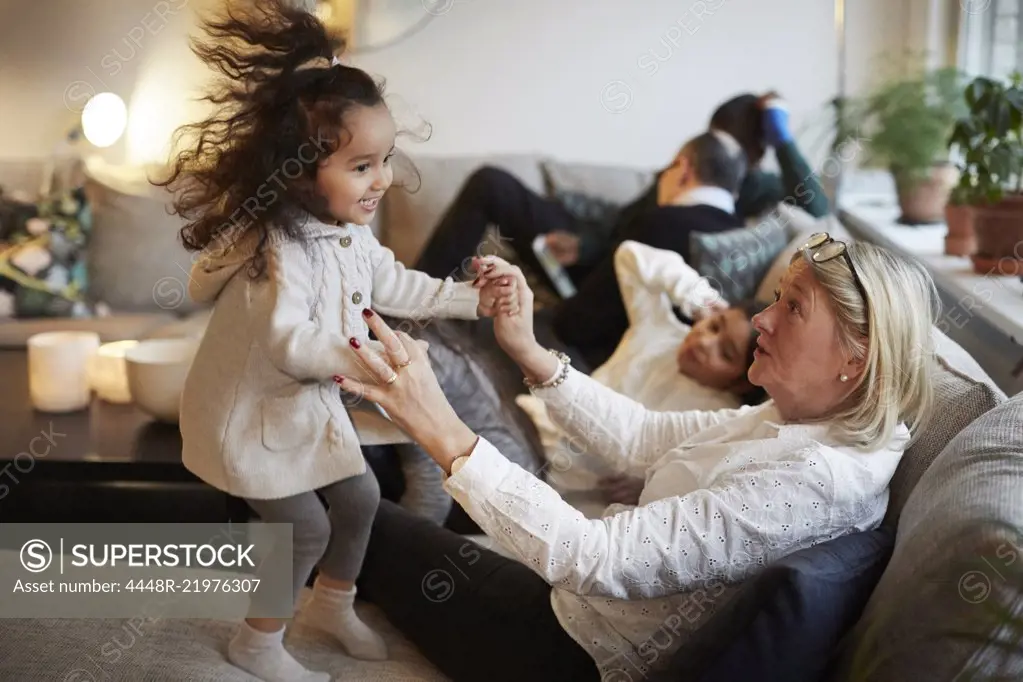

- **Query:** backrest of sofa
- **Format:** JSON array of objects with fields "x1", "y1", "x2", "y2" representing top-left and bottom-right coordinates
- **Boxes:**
[
  {"x1": 379, "y1": 154, "x2": 546, "y2": 267},
  {"x1": 377, "y1": 155, "x2": 656, "y2": 268},
  {"x1": 540, "y1": 159, "x2": 654, "y2": 205},
  {"x1": 882, "y1": 327, "x2": 1006, "y2": 527},
  {"x1": 829, "y1": 391, "x2": 1023, "y2": 681}
]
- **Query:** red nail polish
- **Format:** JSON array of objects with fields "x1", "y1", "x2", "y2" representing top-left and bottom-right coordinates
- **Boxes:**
[
  {"x1": 349, "y1": 337, "x2": 361, "y2": 349},
  {"x1": 362, "y1": 308, "x2": 373, "y2": 318},
  {"x1": 333, "y1": 375, "x2": 344, "y2": 383}
]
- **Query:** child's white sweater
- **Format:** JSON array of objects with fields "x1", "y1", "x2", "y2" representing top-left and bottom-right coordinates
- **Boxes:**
[{"x1": 179, "y1": 215, "x2": 479, "y2": 500}]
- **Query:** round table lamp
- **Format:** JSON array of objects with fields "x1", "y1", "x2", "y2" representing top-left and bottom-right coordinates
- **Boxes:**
[{"x1": 81, "y1": 92, "x2": 128, "y2": 148}]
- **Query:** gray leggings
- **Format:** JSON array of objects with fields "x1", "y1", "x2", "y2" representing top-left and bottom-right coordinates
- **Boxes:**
[{"x1": 245, "y1": 469, "x2": 380, "y2": 608}]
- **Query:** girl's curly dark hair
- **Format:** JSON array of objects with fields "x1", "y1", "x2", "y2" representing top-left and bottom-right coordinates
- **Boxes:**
[{"x1": 153, "y1": 0, "x2": 386, "y2": 278}]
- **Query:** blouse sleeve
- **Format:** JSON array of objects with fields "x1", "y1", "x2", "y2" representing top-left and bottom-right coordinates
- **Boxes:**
[
  {"x1": 445, "y1": 437, "x2": 846, "y2": 600},
  {"x1": 614, "y1": 240, "x2": 723, "y2": 327},
  {"x1": 531, "y1": 366, "x2": 754, "y2": 478}
]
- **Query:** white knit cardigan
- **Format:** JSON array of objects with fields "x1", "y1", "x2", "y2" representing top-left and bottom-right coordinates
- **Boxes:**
[{"x1": 180, "y1": 216, "x2": 479, "y2": 499}]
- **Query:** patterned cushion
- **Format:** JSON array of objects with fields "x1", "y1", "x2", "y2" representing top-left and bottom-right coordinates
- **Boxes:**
[
  {"x1": 689, "y1": 220, "x2": 789, "y2": 305},
  {"x1": 553, "y1": 189, "x2": 622, "y2": 227},
  {"x1": 0, "y1": 187, "x2": 92, "y2": 318},
  {"x1": 828, "y1": 392, "x2": 1023, "y2": 682},
  {"x1": 752, "y1": 206, "x2": 851, "y2": 307}
]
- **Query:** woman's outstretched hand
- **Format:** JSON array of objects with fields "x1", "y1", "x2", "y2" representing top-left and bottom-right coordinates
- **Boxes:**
[
  {"x1": 474, "y1": 259, "x2": 536, "y2": 358},
  {"x1": 474, "y1": 260, "x2": 560, "y2": 386},
  {"x1": 337, "y1": 310, "x2": 477, "y2": 472}
]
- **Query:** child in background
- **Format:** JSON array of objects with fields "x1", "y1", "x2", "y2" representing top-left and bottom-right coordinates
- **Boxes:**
[
  {"x1": 157, "y1": 3, "x2": 513, "y2": 681},
  {"x1": 517, "y1": 240, "x2": 764, "y2": 510}
]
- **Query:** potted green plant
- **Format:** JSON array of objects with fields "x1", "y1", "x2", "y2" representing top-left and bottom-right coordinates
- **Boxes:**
[
  {"x1": 944, "y1": 182, "x2": 977, "y2": 256},
  {"x1": 842, "y1": 66, "x2": 967, "y2": 224},
  {"x1": 947, "y1": 72, "x2": 1023, "y2": 274}
]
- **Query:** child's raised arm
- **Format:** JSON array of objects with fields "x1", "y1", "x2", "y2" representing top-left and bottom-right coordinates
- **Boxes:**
[{"x1": 367, "y1": 237, "x2": 479, "y2": 322}]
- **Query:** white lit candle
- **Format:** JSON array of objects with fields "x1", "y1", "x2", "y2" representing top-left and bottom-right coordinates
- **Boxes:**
[
  {"x1": 87, "y1": 340, "x2": 139, "y2": 404},
  {"x1": 27, "y1": 331, "x2": 101, "y2": 413}
]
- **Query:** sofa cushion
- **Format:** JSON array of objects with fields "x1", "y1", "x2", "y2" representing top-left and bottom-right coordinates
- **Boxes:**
[
  {"x1": 689, "y1": 220, "x2": 789, "y2": 305},
  {"x1": 827, "y1": 392, "x2": 1023, "y2": 682},
  {"x1": 882, "y1": 327, "x2": 1006, "y2": 527},
  {"x1": 553, "y1": 189, "x2": 623, "y2": 227},
  {"x1": 753, "y1": 206, "x2": 850, "y2": 307},
  {"x1": 541, "y1": 159, "x2": 654, "y2": 205},
  {"x1": 651, "y1": 529, "x2": 894, "y2": 682},
  {"x1": 379, "y1": 154, "x2": 545, "y2": 267},
  {"x1": 83, "y1": 161, "x2": 199, "y2": 315}
]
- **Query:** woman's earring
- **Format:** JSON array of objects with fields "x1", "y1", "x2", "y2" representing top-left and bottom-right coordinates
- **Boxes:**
[{"x1": 840, "y1": 374, "x2": 849, "y2": 383}]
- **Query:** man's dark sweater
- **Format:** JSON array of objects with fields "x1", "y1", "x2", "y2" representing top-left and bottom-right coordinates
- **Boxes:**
[{"x1": 552, "y1": 141, "x2": 828, "y2": 369}]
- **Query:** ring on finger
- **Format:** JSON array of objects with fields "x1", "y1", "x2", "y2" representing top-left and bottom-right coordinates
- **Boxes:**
[
  {"x1": 384, "y1": 372, "x2": 399, "y2": 385},
  {"x1": 394, "y1": 359, "x2": 412, "y2": 369}
]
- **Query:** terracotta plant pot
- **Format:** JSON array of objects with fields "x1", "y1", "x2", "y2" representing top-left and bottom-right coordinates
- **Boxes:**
[
  {"x1": 894, "y1": 163, "x2": 960, "y2": 225},
  {"x1": 970, "y1": 194, "x2": 1023, "y2": 275},
  {"x1": 944, "y1": 203, "x2": 976, "y2": 256}
]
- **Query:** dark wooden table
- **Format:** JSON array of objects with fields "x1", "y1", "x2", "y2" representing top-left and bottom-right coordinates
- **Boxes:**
[{"x1": 0, "y1": 350, "x2": 247, "y2": 522}]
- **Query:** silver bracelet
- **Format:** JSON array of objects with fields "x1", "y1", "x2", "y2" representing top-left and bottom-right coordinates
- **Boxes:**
[{"x1": 523, "y1": 349, "x2": 572, "y2": 389}]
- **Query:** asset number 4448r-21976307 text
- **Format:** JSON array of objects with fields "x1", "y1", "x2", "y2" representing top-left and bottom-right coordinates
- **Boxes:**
[{"x1": 124, "y1": 578, "x2": 261, "y2": 593}]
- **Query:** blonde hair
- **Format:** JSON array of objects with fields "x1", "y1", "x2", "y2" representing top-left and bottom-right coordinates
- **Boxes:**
[{"x1": 798, "y1": 242, "x2": 939, "y2": 451}]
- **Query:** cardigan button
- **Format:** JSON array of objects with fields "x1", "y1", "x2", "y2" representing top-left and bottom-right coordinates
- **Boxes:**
[
  {"x1": 339, "y1": 236, "x2": 352, "y2": 248},
  {"x1": 352, "y1": 291, "x2": 363, "y2": 305}
]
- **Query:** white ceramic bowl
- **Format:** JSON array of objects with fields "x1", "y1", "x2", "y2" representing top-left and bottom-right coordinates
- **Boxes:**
[
  {"x1": 87, "y1": 340, "x2": 139, "y2": 404},
  {"x1": 125, "y1": 339, "x2": 199, "y2": 423}
]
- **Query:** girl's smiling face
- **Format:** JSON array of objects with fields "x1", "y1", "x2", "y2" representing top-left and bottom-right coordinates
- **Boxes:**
[{"x1": 316, "y1": 103, "x2": 396, "y2": 225}]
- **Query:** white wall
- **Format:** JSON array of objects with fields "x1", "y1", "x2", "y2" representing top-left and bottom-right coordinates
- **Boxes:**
[
  {"x1": 0, "y1": 0, "x2": 216, "y2": 166},
  {"x1": 0, "y1": 0, "x2": 900, "y2": 170},
  {"x1": 356, "y1": 0, "x2": 844, "y2": 169}
]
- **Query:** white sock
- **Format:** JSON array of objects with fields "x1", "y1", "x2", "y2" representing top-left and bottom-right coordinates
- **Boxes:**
[
  {"x1": 304, "y1": 582, "x2": 388, "y2": 661},
  {"x1": 227, "y1": 621, "x2": 331, "y2": 682}
]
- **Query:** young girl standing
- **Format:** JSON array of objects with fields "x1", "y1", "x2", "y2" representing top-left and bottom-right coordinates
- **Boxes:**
[{"x1": 158, "y1": 4, "x2": 513, "y2": 680}]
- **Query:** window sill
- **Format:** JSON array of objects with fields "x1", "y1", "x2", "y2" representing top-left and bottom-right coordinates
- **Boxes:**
[{"x1": 838, "y1": 185, "x2": 1023, "y2": 347}]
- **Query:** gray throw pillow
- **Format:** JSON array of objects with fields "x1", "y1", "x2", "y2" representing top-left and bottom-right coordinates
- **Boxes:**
[
  {"x1": 689, "y1": 220, "x2": 789, "y2": 304},
  {"x1": 553, "y1": 189, "x2": 621, "y2": 227}
]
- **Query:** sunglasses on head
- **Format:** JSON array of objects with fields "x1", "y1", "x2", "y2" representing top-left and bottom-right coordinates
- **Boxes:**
[{"x1": 797, "y1": 232, "x2": 870, "y2": 317}]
